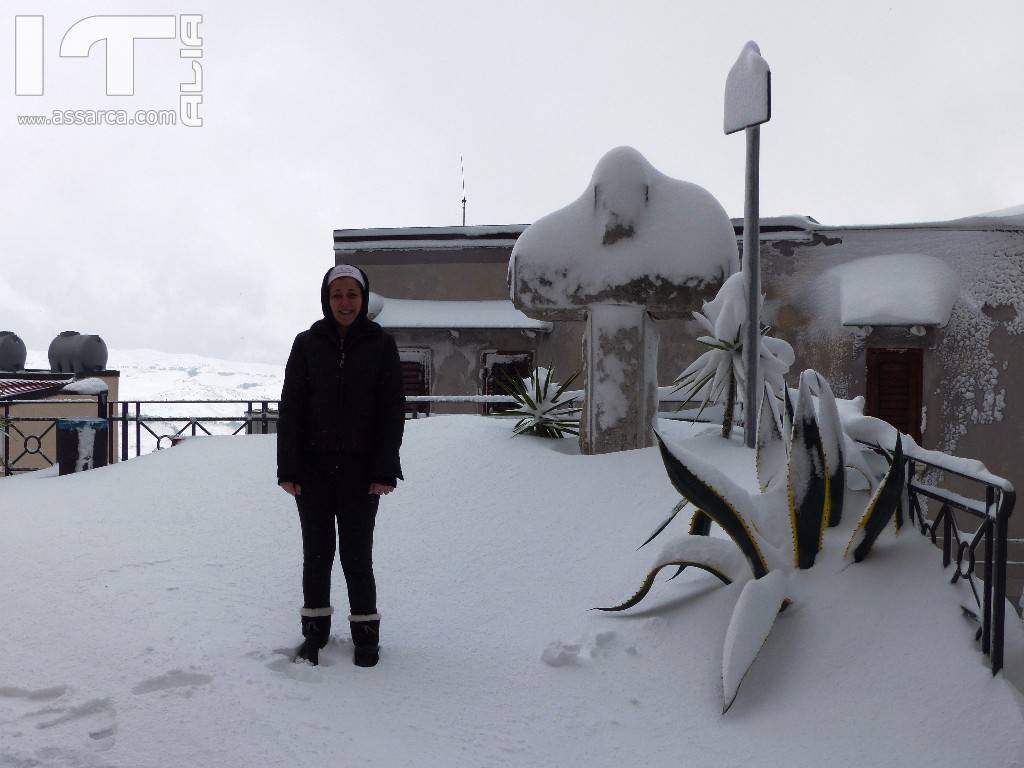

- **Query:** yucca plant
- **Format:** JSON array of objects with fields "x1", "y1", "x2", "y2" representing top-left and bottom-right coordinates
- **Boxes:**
[
  {"x1": 494, "y1": 366, "x2": 581, "y2": 438},
  {"x1": 598, "y1": 369, "x2": 906, "y2": 713},
  {"x1": 673, "y1": 272, "x2": 794, "y2": 438}
]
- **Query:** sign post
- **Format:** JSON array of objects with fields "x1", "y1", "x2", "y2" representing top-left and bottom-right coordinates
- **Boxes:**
[{"x1": 724, "y1": 41, "x2": 771, "y2": 448}]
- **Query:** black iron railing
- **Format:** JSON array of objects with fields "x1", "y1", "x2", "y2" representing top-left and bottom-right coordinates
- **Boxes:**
[
  {"x1": 860, "y1": 439, "x2": 1015, "y2": 675},
  {"x1": 109, "y1": 400, "x2": 279, "y2": 460}
]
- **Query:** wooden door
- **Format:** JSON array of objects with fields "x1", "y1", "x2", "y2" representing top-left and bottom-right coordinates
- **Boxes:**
[{"x1": 865, "y1": 348, "x2": 923, "y2": 444}]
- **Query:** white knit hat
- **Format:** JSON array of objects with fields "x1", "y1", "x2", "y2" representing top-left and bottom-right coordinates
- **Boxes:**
[{"x1": 326, "y1": 264, "x2": 366, "y2": 290}]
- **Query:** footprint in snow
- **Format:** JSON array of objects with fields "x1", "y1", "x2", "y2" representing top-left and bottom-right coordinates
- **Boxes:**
[
  {"x1": 541, "y1": 631, "x2": 620, "y2": 667},
  {"x1": 131, "y1": 670, "x2": 213, "y2": 695},
  {"x1": 0, "y1": 684, "x2": 117, "y2": 764}
]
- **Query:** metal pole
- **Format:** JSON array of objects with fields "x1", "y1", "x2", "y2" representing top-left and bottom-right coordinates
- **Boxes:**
[{"x1": 743, "y1": 125, "x2": 760, "y2": 448}]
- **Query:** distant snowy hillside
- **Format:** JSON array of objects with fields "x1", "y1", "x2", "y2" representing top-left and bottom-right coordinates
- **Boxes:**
[{"x1": 26, "y1": 348, "x2": 285, "y2": 403}]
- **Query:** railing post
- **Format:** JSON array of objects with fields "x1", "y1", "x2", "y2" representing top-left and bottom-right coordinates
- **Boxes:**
[
  {"x1": 992, "y1": 488, "x2": 1011, "y2": 675},
  {"x1": 982, "y1": 488, "x2": 994, "y2": 658},
  {"x1": 2, "y1": 401, "x2": 9, "y2": 478},
  {"x1": 121, "y1": 401, "x2": 129, "y2": 461},
  {"x1": 135, "y1": 401, "x2": 141, "y2": 457},
  {"x1": 261, "y1": 401, "x2": 268, "y2": 435},
  {"x1": 942, "y1": 503, "x2": 952, "y2": 569}
]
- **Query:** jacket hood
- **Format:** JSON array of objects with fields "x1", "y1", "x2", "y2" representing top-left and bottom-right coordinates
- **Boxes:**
[{"x1": 321, "y1": 264, "x2": 371, "y2": 324}]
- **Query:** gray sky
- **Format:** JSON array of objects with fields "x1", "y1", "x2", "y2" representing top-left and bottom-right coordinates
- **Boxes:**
[{"x1": 1, "y1": 0, "x2": 1021, "y2": 363}]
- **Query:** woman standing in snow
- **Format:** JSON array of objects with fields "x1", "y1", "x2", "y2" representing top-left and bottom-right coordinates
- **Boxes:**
[{"x1": 277, "y1": 264, "x2": 405, "y2": 667}]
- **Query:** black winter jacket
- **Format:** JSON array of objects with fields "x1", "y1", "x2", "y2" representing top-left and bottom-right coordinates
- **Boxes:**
[{"x1": 277, "y1": 267, "x2": 405, "y2": 487}]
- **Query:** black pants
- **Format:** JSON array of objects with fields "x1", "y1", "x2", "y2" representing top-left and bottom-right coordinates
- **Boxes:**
[{"x1": 296, "y1": 457, "x2": 380, "y2": 616}]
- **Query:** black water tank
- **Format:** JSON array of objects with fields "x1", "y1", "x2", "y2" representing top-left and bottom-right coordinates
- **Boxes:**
[
  {"x1": 48, "y1": 331, "x2": 108, "y2": 374},
  {"x1": 0, "y1": 331, "x2": 27, "y2": 371}
]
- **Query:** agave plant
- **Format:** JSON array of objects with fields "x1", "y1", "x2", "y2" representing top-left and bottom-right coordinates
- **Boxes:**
[
  {"x1": 598, "y1": 369, "x2": 906, "y2": 713},
  {"x1": 673, "y1": 272, "x2": 794, "y2": 438},
  {"x1": 494, "y1": 366, "x2": 581, "y2": 438}
]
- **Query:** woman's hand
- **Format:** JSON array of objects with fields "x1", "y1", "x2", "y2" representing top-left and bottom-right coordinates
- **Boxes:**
[
  {"x1": 369, "y1": 483, "x2": 394, "y2": 496},
  {"x1": 279, "y1": 481, "x2": 302, "y2": 496}
]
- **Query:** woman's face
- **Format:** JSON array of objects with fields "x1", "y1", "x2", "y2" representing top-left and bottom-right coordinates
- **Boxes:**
[{"x1": 329, "y1": 277, "x2": 363, "y2": 328}]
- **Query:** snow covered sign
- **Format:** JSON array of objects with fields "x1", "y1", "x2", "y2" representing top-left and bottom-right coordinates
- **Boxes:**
[
  {"x1": 509, "y1": 146, "x2": 737, "y2": 454},
  {"x1": 723, "y1": 41, "x2": 771, "y2": 135},
  {"x1": 725, "y1": 41, "x2": 771, "y2": 448}
]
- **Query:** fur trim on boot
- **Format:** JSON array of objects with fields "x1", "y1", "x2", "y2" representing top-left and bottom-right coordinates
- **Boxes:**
[{"x1": 294, "y1": 607, "x2": 333, "y2": 666}]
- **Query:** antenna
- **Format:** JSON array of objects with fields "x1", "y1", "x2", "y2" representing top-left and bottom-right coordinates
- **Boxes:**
[{"x1": 459, "y1": 154, "x2": 467, "y2": 226}]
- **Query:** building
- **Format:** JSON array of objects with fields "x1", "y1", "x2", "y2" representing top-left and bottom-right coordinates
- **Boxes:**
[{"x1": 336, "y1": 212, "x2": 1024, "y2": 596}]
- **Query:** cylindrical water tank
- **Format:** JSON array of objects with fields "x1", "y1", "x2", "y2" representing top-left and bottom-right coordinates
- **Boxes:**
[
  {"x1": 48, "y1": 331, "x2": 109, "y2": 374},
  {"x1": 366, "y1": 292, "x2": 384, "y2": 321},
  {"x1": 0, "y1": 331, "x2": 27, "y2": 371}
]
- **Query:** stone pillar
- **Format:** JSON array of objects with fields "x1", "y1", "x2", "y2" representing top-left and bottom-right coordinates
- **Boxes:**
[{"x1": 582, "y1": 305, "x2": 660, "y2": 454}]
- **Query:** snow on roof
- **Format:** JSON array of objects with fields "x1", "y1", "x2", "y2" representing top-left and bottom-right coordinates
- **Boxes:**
[
  {"x1": 335, "y1": 225, "x2": 527, "y2": 252},
  {"x1": 62, "y1": 377, "x2": 109, "y2": 395},
  {"x1": 828, "y1": 253, "x2": 960, "y2": 327},
  {"x1": 371, "y1": 295, "x2": 552, "y2": 331},
  {"x1": 945, "y1": 203, "x2": 1024, "y2": 229},
  {"x1": 0, "y1": 375, "x2": 74, "y2": 400},
  {"x1": 511, "y1": 146, "x2": 738, "y2": 310}
]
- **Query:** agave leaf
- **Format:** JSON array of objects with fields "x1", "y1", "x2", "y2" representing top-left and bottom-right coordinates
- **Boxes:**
[
  {"x1": 787, "y1": 373, "x2": 828, "y2": 569},
  {"x1": 755, "y1": 386, "x2": 788, "y2": 495},
  {"x1": 692, "y1": 310, "x2": 715, "y2": 336},
  {"x1": 811, "y1": 372, "x2": 846, "y2": 527},
  {"x1": 677, "y1": 349, "x2": 717, "y2": 384},
  {"x1": 845, "y1": 434, "x2": 905, "y2": 561},
  {"x1": 660, "y1": 509, "x2": 715, "y2": 580},
  {"x1": 845, "y1": 463, "x2": 874, "y2": 492},
  {"x1": 654, "y1": 431, "x2": 769, "y2": 579},
  {"x1": 688, "y1": 509, "x2": 713, "y2": 536},
  {"x1": 551, "y1": 369, "x2": 581, "y2": 401},
  {"x1": 638, "y1": 499, "x2": 689, "y2": 550},
  {"x1": 596, "y1": 535, "x2": 749, "y2": 612},
  {"x1": 722, "y1": 570, "x2": 790, "y2": 714},
  {"x1": 783, "y1": 386, "x2": 795, "y2": 441}
]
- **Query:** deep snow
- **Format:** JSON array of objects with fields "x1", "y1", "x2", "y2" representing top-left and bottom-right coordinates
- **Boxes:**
[{"x1": 1, "y1": 416, "x2": 1023, "y2": 768}]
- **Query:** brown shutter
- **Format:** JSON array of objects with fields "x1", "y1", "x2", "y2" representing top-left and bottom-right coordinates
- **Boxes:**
[
  {"x1": 480, "y1": 351, "x2": 534, "y2": 415},
  {"x1": 865, "y1": 348, "x2": 923, "y2": 444},
  {"x1": 398, "y1": 349, "x2": 431, "y2": 418}
]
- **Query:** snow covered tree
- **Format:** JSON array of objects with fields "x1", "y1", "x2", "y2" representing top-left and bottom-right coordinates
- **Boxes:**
[{"x1": 673, "y1": 272, "x2": 794, "y2": 439}]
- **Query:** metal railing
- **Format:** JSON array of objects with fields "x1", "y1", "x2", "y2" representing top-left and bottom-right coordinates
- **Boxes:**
[
  {"x1": 109, "y1": 400, "x2": 279, "y2": 460},
  {"x1": 1, "y1": 395, "x2": 107, "y2": 476},
  {"x1": 860, "y1": 439, "x2": 1015, "y2": 675}
]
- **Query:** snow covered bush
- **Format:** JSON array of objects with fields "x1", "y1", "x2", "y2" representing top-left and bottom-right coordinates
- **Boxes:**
[
  {"x1": 673, "y1": 272, "x2": 794, "y2": 438},
  {"x1": 495, "y1": 366, "x2": 581, "y2": 438},
  {"x1": 599, "y1": 369, "x2": 907, "y2": 712}
]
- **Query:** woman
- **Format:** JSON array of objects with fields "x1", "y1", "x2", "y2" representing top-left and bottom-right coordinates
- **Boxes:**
[{"x1": 277, "y1": 264, "x2": 405, "y2": 667}]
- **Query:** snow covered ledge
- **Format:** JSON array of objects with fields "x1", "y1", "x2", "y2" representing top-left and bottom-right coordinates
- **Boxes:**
[
  {"x1": 828, "y1": 253, "x2": 960, "y2": 330},
  {"x1": 509, "y1": 146, "x2": 738, "y2": 454}
]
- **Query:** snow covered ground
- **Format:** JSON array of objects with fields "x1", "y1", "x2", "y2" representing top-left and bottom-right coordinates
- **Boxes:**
[{"x1": 2, "y1": 415, "x2": 1022, "y2": 767}]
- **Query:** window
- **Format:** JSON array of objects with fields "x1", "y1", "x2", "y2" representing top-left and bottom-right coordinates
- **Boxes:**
[
  {"x1": 480, "y1": 351, "x2": 534, "y2": 415},
  {"x1": 398, "y1": 348, "x2": 431, "y2": 419}
]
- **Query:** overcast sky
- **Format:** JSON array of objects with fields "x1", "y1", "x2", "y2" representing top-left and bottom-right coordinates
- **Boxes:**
[{"x1": 1, "y1": 0, "x2": 1021, "y2": 363}]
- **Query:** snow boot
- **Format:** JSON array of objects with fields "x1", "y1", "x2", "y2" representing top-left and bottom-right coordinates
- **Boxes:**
[
  {"x1": 349, "y1": 614, "x2": 380, "y2": 667},
  {"x1": 294, "y1": 607, "x2": 333, "y2": 666}
]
